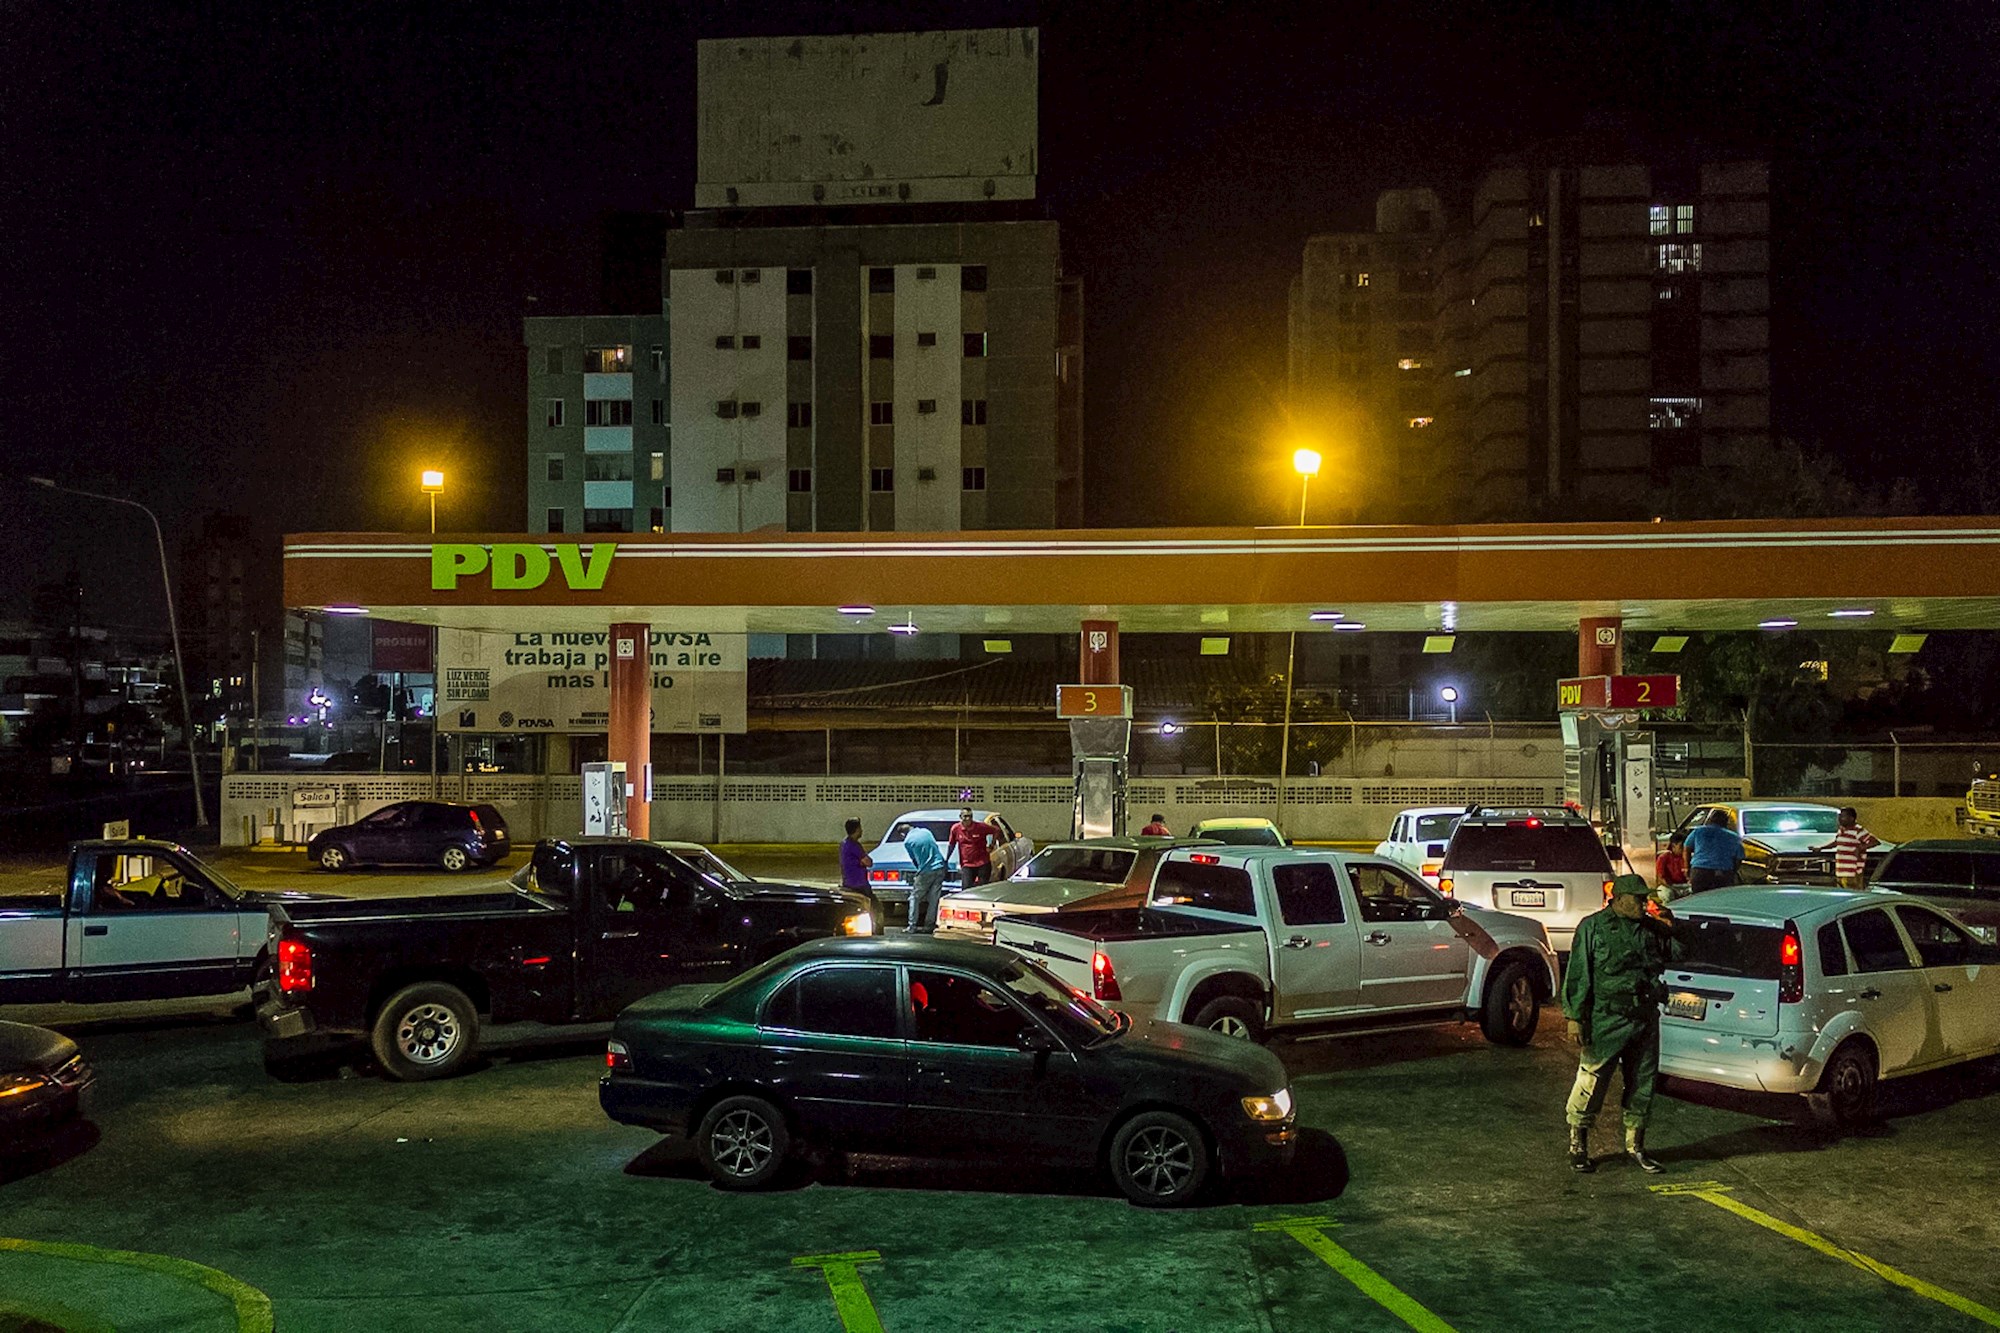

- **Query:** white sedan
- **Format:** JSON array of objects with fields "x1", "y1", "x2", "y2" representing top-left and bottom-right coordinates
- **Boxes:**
[
  {"x1": 1372, "y1": 806, "x2": 1464, "y2": 886},
  {"x1": 1658, "y1": 887, "x2": 2000, "y2": 1126},
  {"x1": 865, "y1": 810, "x2": 1033, "y2": 920}
]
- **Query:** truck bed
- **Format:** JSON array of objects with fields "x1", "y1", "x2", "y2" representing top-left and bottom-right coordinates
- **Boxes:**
[
  {"x1": 997, "y1": 904, "x2": 1256, "y2": 946},
  {"x1": 272, "y1": 891, "x2": 560, "y2": 926}
]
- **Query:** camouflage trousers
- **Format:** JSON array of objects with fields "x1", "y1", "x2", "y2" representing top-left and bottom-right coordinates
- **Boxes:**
[{"x1": 1564, "y1": 1027, "x2": 1659, "y2": 1135}]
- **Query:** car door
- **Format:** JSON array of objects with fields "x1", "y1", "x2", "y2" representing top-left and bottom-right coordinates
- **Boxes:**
[
  {"x1": 1266, "y1": 860, "x2": 1361, "y2": 1021},
  {"x1": 586, "y1": 844, "x2": 706, "y2": 1015},
  {"x1": 71, "y1": 849, "x2": 246, "y2": 1000},
  {"x1": 990, "y1": 817, "x2": 1028, "y2": 877},
  {"x1": 348, "y1": 803, "x2": 415, "y2": 862},
  {"x1": 1836, "y1": 906, "x2": 1936, "y2": 1075},
  {"x1": 757, "y1": 962, "x2": 909, "y2": 1149},
  {"x1": 1347, "y1": 860, "x2": 1470, "y2": 1010},
  {"x1": 902, "y1": 965, "x2": 1103, "y2": 1160},
  {"x1": 1893, "y1": 905, "x2": 1998, "y2": 1060}
]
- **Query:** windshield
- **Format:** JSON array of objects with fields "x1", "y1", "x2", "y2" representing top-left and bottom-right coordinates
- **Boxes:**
[
  {"x1": 999, "y1": 958, "x2": 1123, "y2": 1044},
  {"x1": 1740, "y1": 809, "x2": 1840, "y2": 836},
  {"x1": 885, "y1": 820, "x2": 956, "y2": 845},
  {"x1": 513, "y1": 844, "x2": 576, "y2": 902},
  {"x1": 1443, "y1": 824, "x2": 1611, "y2": 873},
  {"x1": 1676, "y1": 915, "x2": 1785, "y2": 979},
  {"x1": 1014, "y1": 846, "x2": 1135, "y2": 884},
  {"x1": 1196, "y1": 824, "x2": 1283, "y2": 846},
  {"x1": 1413, "y1": 814, "x2": 1460, "y2": 842}
]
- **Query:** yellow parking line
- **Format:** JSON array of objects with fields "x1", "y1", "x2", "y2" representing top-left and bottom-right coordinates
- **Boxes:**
[
  {"x1": 1651, "y1": 1182, "x2": 2000, "y2": 1327},
  {"x1": 1252, "y1": 1216, "x2": 1456, "y2": 1333},
  {"x1": 792, "y1": 1250, "x2": 886, "y2": 1333},
  {"x1": 0, "y1": 1236, "x2": 273, "y2": 1333}
]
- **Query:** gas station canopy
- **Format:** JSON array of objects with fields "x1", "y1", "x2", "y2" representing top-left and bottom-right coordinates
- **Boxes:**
[{"x1": 285, "y1": 517, "x2": 2000, "y2": 635}]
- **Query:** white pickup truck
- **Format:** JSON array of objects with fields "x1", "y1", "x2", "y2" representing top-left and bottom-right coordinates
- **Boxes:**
[{"x1": 993, "y1": 846, "x2": 1560, "y2": 1046}]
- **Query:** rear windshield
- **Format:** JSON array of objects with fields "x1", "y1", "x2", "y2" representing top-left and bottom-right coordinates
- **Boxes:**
[
  {"x1": 886, "y1": 820, "x2": 955, "y2": 844},
  {"x1": 1676, "y1": 914, "x2": 1784, "y2": 979},
  {"x1": 1413, "y1": 814, "x2": 1460, "y2": 842},
  {"x1": 1152, "y1": 861, "x2": 1256, "y2": 916},
  {"x1": 1741, "y1": 809, "x2": 1840, "y2": 835},
  {"x1": 514, "y1": 844, "x2": 575, "y2": 901},
  {"x1": 1876, "y1": 850, "x2": 1979, "y2": 896},
  {"x1": 1196, "y1": 825, "x2": 1283, "y2": 847},
  {"x1": 471, "y1": 805, "x2": 507, "y2": 828},
  {"x1": 1015, "y1": 847, "x2": 1134, "y2": 884},
  {"x1": 1443, "y1": 825, "x2": 1610, "y2": 873}
]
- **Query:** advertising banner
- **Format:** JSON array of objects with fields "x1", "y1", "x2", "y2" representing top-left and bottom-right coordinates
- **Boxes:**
[
  {"x1": 371, "y1": 620, "x2": 433, "y2": 674},
  {"x1": 436, "y1": 627, "x2": 746, "y2": 734}
]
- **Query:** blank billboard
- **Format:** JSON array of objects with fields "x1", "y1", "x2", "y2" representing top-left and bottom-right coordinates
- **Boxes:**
[{"x1": 697, "y1": 28, "x2": 1038, "y2": 208}]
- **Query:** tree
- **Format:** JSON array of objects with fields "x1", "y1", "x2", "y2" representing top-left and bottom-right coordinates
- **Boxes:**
[{"x1": 1674, "y1": 631, "x2": 1838, "y2": 794}]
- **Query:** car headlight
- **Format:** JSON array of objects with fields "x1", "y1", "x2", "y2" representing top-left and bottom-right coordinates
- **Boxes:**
[
  {"x1": 842, "y1": 912, "x2": 874, "y2": 937},
  {"x1": 1241, "y1": 1089, "x2": 1293, "y2": 1121},
  {"x1": 0, "y1": 1072, "x2": 51, "y2": 1099}
]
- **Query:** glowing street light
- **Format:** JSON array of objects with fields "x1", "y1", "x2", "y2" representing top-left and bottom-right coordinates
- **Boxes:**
[
  {"x1": 1292, "y1": 447, "x2": 1323, "y2": 526},
  {"x1": 1440, "y1": 684, "x2": 1460, "y2": 723},
  {"x1": 420, "y1": 469, "x2": 445, "y2": 533}
]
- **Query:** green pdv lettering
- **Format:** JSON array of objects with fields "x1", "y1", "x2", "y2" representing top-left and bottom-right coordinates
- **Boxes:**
[
  {"x1": 556, "y1": 543, "x2": 616, "y2": 590},
  {"x1": 431, "y1": 544, "x2": 489, "y2": 590},
  {"x1": 491, "y1": 543, "x2": 553, "y2": 590}
]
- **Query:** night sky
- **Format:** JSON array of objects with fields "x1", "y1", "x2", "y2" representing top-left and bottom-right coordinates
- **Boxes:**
[{"x1": 5, "y1": 2, "x2": 1996, "y2": 633}]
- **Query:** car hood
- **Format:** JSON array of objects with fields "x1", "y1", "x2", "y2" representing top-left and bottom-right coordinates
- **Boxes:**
[
  {"x1": 0, "y1": 1021, "x2": 78, "y2": 1075},
  {"x1": 621, "y1": 983, "x2": 727, "y2": 1022},
  {"x1": 1454, "y1": 903, "x2": 1554, "y2": 956},
  {"x1": 731, "y1": 881, "x2": 872, "y2": 911},
  {"x1": 239, "y1": 888, "x2": 347, "y2": 907},
  {"x1": 1106, "y1": 1016, "x2": 1289, "y2": 1090},
  {"x1": 966, "y1": 877, "x2": 1119, "y2": 910}
]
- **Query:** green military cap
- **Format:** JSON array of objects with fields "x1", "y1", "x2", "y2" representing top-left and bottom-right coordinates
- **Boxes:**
[{"x1": 1610, "y1": 873, "x2": 1651, "y2": 898}]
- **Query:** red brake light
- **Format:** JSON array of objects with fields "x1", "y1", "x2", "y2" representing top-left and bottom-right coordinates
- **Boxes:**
[
  {"x1": 1091, "y1": 950, "x2": 1122, "y2": 1002},
  {"x1": 1779, "y1": 920, "x2": 1804, "y2": 1004},
  {"x1": 277, "y1": 937, "x2": 314, "y2": 994},
  {"x1": 1509, "y1": 817, "x2": 1543, "y2": 828},
  {"x1": 1780, "y1": 933, "x2": 1802, "y2": 967},
  {"x1": 870, "y1": 869, "x2": 900, "y2": 882},
  {"x1": 468, "y1": 809, "x2": 483, "y2": 829},
  {"x1": 1189, "y1": 853, "x2": 1221, "y2": 865},
  {"x1": 605, "y1": 1040, "x2": 631, "y2": 1072}
]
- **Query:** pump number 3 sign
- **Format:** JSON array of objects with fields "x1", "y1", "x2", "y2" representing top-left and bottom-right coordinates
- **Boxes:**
[{"x1": 1056, "y1": 684, "x2": 1133, "y2": 718}]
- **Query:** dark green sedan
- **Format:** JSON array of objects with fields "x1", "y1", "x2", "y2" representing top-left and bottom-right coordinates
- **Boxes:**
[{"x1": 601, "y1": 935, "x2": 1297, "y2": 1206}]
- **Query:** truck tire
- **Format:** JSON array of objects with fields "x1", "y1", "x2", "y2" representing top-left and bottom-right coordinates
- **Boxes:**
[
  {"x1": 1108, "y1": 1109, "x2": 1211, "y2": 1207},
  {"x1": 370, "y1": 982, "x2": 480, "y2": 1081},
  {"x1": 318, "y1": 844, "x2": 350, "y2": 871},
  {"x1": 439, "y1": 845, "x2": 472, "y2": 872},
  {"x1": 694, "y1": 1094, "x2": 792, "y2": 1190},
  {"x1": 1479, "y1": 959, "x2": 1540, "y2": 1046},
  {"x1": 1188, "y1": 995, "x2": 1264, "y2": 1043},
  {"x1": 1806, "y1": 1041, "x2": 1878, "y2": 1129}
]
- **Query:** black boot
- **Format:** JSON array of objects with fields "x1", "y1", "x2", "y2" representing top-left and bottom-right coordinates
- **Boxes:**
[
  {"x1": 1568, "y1": 1126, "x2": 1594, "y2": 1173},
  {"x1": 1626, "y1": 1127, "x2": 1664, "y2": 1174}
]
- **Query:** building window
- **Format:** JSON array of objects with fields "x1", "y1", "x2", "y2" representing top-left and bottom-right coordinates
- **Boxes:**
[
  {"x1": 583, "y1": 508, "x2": 628, "y2": 532},
  {"x1": 650, "y1": 346, "x2": 664, "y2": 381},
  {"x1": 1350, "y1": 272, "x2": 1371, "y2": 288},
  {"x1": 1655, "y1": 243, "x2": 1703, "y2": 274},
  {"x1": 741, "y1": 334, "x2": 761, "y2": 350},
  {"x1": 961, "y1": 265, "x2": 987, "y2": 292},
  {"x1": 651, "y1": 399, "x2": 664, "y2": 425},
  {"x1": 787, "y1": 268, "x2": 813, "y2": 295},
  {"x1": 716, "y1": 400, "x2": 738, "y2": 419},
  {"x1": 788, "y1": 335, "x2": 812, "y2": 360},
  {"x1": 1397, "y1": 358, "x2": 1429, "y2": 371},
  {"x1": 1650, "y1": 396, "x2": 1704, "y2": 430},
  {"x1": 586, "y1": 399, "x2": 633, "y2": 426},
  {"x1": 916, "y1": 331, "x2": 937, "y2": 348},
  {"x1": 740, "y1": 268, "x2": 760, "y2": 284},
  {"x1": 962, "y1": 399, "x2": 988, "y2": 426},
  {"x1": 715, "y1": 335, "x2": 735, "y2": 350},
  {"x1": 585, "y1": 455, "x2": 634, "y2": 481},
  {"x1": 662, "y1": 487, "x2": 671, "y2": 506},
  {"x1": 715, "y1": 467, "x2": 736, "y2": 484},
  {"x1": 788, "y1": 402, "x2": 812, "y2": 429},
  {"x1": 870, "y1": 401, "x2": 893, "y2": 426},
  {"x1": 583, "y1": 346, "x2": 631, "y2": 373},
  {"x1": 963, "y1": 332, "x2": 987, "y2": 358},
  {"x1": 1407, "y1": 417, "x2": 1434, "y2": 429},
  {"x1": 917, "y1": 265, "x2": 937, "y2": 280},
  {"x1": 788, "y1": 468, "x2": 812, "y2": 493},
  {"x1": 869, "y1": 267, "x2": 894, "y2": 293},
  {"x1": 917, "y1": 399, "x2": 937, "y2": 415},
  {"x1": 546, "y1": 399, "x2": 565, "y2": 428},
  {"x1": 545, "y1": 456, "x2": 564, "y2": 482},
  {"x1": 648, "y1": 508, "x2": 665, "y2": 532},
  {"x1": 869, "y1": 334, "x2": 894, "y2": 359},
  {"x1": 546, "y1": 348, "x2": 563, "y2": 375},
  {"x1": 962, "y1": 466, "x2": 987, "y2": 491},
  {"x1": 546, "y1": 508, "x2": 565, "y2": 533},
  {"x1": 740, "y1": 400, "x2": 761, "y2": 418},
  {"x1": 1651, "y1": 203, "x2": 1696, "y2": 236},
  {"x1": 714, "y1": 269, "x2": 734, "y2": 285},
  {"x1": 870, "y1": 468, "x2": 894, "y2": 492},
  {"x1": 650, "y1": 452, "x2": 665, "y2": 481}
]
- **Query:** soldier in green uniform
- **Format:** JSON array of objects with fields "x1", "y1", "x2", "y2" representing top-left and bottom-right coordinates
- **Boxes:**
[{"x1": 1562, "y1": 873, "x2": 1684, "y2": 1173}]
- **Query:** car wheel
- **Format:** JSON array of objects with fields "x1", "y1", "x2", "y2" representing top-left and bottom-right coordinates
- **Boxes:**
[
  {"x1": 317, "y1": 845, "x2": 349, "y2": 871},
  {"x1": 439, "y1": 845, "x2": 471, "y2": 872},
  {"x1": 369, "y1": 982, "x2": 480, "y2": 1081},
  {"x1": 1108, "y1": 1110, "x2": 1211, "y2": 1207},
  {"x1": 1479, "y1": 959, "x2": 1540, "y2": 1046},
  {"x1": 1806, "y1": 1041, "x2": 1879, "y2": 1129},
  {"x1": 694, "y1": 1095, "x2": 792, "y2": 1190},
  {"x1": 1189, "y1": 995, "x2": 1264, "y2": 1042}
]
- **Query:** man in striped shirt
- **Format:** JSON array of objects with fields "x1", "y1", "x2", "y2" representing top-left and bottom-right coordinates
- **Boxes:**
[{"x1": 1814, "y1": 807, "x2": 1880, "y2": 888}]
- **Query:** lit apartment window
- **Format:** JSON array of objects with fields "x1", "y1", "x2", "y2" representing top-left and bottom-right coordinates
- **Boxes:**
[
  {"x1": 715, "y1": 335, "x2": 735, "y2": 350},
  {"x1": 788, "y1": 469, "x2": 812, "y2": 493},
  {"x1": 1397, "y1": 358, "x2": 1430, "y2": 371},
  {"x1": 650, "y1": 452, "x2": 665, "y2": 481},
  {"x1": 1650, "y1": 397, "x2": 1704, "y2": 430},
  {"x1": 1354, "y1": 272, "x2": 1371, "y2": 288},
  {"x1": 1453, "y1": 367, "x2": 1472, "y2": 377},
  {"x1": 788, "y1": 335, "x2": 812, "y2": 360},
  {"x1": 869, "y1": 267, "x2": 894, "y2": 293},
  {"x1": 870, "y1": 334, "x2": 894, "y2": 359},
  {"x1": 787, "y1": 269, "x2": 813, "y2": 295},
  {"x1": 917, "y1": 399, "x2": 937, "y2": 414},
  {"x1": 546, "y1": 508, "x2": 565, "y2": 533},
  {"x1": 583, "y1": 345, "x2": 631, "y2": 372},
  {"x1": 546, "y1": 399, "x2": 565, "y2": 428},
  {"x1": 962, "y1": 467, "x2": 987, "y2": 491},
  {"x1": 1407, "y1": 417, "x2": 1434, "y2": 429},
  {"x1": 585, "y1": 454, "x2": 634, "y2": 481},
  {"x1": 870, "y1": 401, "x2": 893, "y2": 426},
  {"x1": 586, "y1": 399, "x2": 633, "y2": 426},
  {"x1": 962, "y1": 399, "x2": 988, "y2": 426},
  {"x1": 963, "y1": 332, "x2": 987, "y2": 358},
  {"x1": 1650, "y1": 203, "x2": 1695, "y2": 236},
  {"x1": 546, "y1": 348, "x2": 563, "y2": 375},
  {"x1": 788, "y1": 402, "x2": 812, "y2": 429},
  {"x1": 870, "y1": 468, "x2": 894, "y2": 492},
  {"x1": 742, "y1": 334, "x2": 761, "y2": 350},
  {"x1": 648, "y1": 508, "x2": 665, "y2": 532},
  {"x1": 1655, "y1": 243, "x2": 1703, "y2": 274},
  {"x1": 961, "y1": 265, "x2": 987, "y2": 292},
  {"x1": 545, "y1": 456, "x2": 564, "y2": 482}
]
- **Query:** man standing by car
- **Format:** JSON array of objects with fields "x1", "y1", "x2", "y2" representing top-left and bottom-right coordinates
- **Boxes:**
[
  {"x1": 1683, "y1": 809, "x2": 1744, "y2": 892},
  {"x1": 1562, "y1": 874, "x2": 1683, "y2": 1174},
  {"x1": 1813, "y1": 807, "x2": 1879, "y2": 889},
  {"x1": 903, "y1": 824, "x2": 947, "y2": 934},
  {"x1": 840, "y1": 818, "x2": 873, "y2": 891},
  {"x1": 1140, "y1": 813, "x2": 1172, "y2": 837},
  {"x1": 947, "y1": 808, "x2": 1001, "y2": 888}
]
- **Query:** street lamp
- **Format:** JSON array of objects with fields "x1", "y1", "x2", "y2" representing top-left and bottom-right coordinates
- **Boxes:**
[
  {"x1": 1278, "y1": 447, "x2": 1324, "y2": 830},
  {"x1": 420, "y1": 469, "x2": 445, "y2": 534},
  {"x1": 1440, "y1": 685, "x2": 1460, "y2": 724},
  {"x1": 1291, "y1": 447, "x2": 1323, "y2": 526},
  {"x1": 29, "y1": 477, "x2": 208, "y2": 827}
]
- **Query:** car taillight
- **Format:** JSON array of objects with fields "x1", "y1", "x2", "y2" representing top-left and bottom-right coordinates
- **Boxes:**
[
  {"x1": 870, "y1": 869, "x2": 901, "y2": 882},
  {"x1": 1602, "y1": 879, "x2": 1616, "y2": 903},
  {"x1": 1092, "y1": 950, "x2": 1122, "y2": 1002},
  {"x1": 468, "y1": 809, "x2": 482, "y2": 829},
  {"x1": 1421, "y1": 862, "x2": 1441, "y2": 878},
  {"x1": 1437, "y1": 876, "x2": 1453, "y2": 895},
  {"x1": 277, "y1": 937, "x2": 314, "y2": 994},
  {"x1": 605, "y1": 1040, "x2": 631, "y2": 1072},
  {"x1": 1511, "y1": 817, "x2": 1543, "y2": 828},
  {"x1": 1189, "y1": 853, "x2": 1221, "y2": 865},
  {"x1": 1779, "y1": 920, "x2": 1804, "y2": 1003}
]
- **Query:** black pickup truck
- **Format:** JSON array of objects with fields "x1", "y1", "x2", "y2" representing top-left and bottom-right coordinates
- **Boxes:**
[{"x1": 256, "y1": 836, "x2": 875, "y2": 1080}]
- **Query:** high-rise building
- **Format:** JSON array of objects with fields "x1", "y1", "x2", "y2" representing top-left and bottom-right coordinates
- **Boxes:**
[
  {"x1": 1291, "y1": 157, "x2": 1771, "y2": 520},
  {"x1": 525, "y1": 315, "x2": 671, "y2": 535}
]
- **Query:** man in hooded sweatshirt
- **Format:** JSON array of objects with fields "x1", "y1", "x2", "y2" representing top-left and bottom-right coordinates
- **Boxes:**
[{"x1": 1561, "y1": 873, "x2": 1684, "y2": 1173}]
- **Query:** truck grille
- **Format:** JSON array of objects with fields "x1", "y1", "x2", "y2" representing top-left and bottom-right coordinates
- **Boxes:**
[{"x1": 1970, "y1": 782, "x2": 2000, "y2": 816}]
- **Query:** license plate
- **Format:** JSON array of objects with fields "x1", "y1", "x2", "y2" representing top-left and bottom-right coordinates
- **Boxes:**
[
  {"x1": 1509, "y1": 889, "x2": 1547, "y2": 908},
  {"x1": 1665, "y1": 991, "x2": 1706, "y2": 1020}
]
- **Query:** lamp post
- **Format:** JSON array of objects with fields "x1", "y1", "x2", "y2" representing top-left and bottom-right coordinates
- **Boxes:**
[
  {"x1": 417, "y1": 469, "x2": 445, "y2": 791},
  {"x1": 420, "y1": 469, "x2": 445, "y2": 534},
  {"x1": 1278, "y1": 447, "x2": 1323, "y2": 829},
  {"x1": 30, "y1": 477, "x2": 208, "y2": 828},
  {"x1": 1292, "y1": 447, "x2": 1322, "y2": 526},
  {"x1": 1440, "y1": 685, "x2": 1460, "y2": 725}
]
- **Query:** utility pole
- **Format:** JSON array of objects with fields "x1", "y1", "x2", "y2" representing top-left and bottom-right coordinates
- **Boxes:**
[{"x1": 250, "y1": 628, "x2": 262, "y2": 773}]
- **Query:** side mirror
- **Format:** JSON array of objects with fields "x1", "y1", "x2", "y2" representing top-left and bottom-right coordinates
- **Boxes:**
[{"x1": 1015, "y1": 1026, "x2": 1058, "y2": 1054}]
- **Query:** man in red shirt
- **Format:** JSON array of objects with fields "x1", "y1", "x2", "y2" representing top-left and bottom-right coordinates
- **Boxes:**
[
  {"x1": 947, "y1": 808, "x2": 1002, "y2": 887},
  {"x1": 1813, "y1": 807, "x2": 1879, "y2": 889},
  {"x1": 1140, "y1": 813, "x2": 1172, "y2": 837}
]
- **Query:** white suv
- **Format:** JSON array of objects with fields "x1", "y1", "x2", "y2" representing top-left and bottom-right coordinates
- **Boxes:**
[
  {"x1": 1659, "y1": 887, "x2": 2000, "y2": 1126},
  {"x1": 1437, "y1": 809, "x2": 1614, "y2": 954},
  {"x1": 1372, "y1": 807, "x2": 1464, "y2": 886}
]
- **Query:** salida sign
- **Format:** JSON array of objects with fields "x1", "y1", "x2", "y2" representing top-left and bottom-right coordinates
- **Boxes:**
[
  {"x1": 431, "y1": 543, "x2": 615, "y2": 591},
  {"x1": 438, "y1": 627, "x2": 746, "y2": 734}
]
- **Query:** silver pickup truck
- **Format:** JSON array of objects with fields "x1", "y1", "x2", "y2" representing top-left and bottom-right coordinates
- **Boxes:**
[{"x1": 993, "y1": 846, "x2": 1560, "y2": 1046}]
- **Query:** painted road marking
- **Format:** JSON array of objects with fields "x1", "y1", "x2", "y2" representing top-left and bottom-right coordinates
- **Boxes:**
[
  {"x1": 1651, "y1": 1182, "x2": 2000, "y2": 1327},
  {"x1": 1252, "y1": 1216, "x2": 1456, "y2": 1333},
  {"x1": 791, "y1": 1250, "x2": 886, "y2": 1333},
  {"x1": 0, "y1": 1237, "x2": 272, "y2": 1333}
]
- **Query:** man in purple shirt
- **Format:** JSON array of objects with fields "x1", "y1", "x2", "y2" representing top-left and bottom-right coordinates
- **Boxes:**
[{"x1": 840, "y1": 818, "x2": 872, "y2": 890}]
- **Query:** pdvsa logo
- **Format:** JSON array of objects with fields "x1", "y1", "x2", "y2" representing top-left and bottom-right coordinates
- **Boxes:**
[{"x1": 431, "y1": 543, "x2": 615, "y2": 591}]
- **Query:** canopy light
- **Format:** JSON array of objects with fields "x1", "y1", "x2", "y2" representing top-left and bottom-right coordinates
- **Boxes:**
[
  {"x1": 1423, "y1": 635, "x2": 1456, "y2": 654},
  {"x1": 1828, "y1": 608, "x2": 1875, "y2": 618},
  {"x1": 1333, "y1": 622, "x2": 1366, "y2": 632},
  {"x1": 888, "y1": 622, "x2": 919, "y2": 637},
  {"x1": 1650, "y1": 635, "x2": 1689, "y2": 654},
  {"x1": 1888, "y1": 633, "x2": 1927, "y2": 655},
  {"x1": 324, "y1": 605, "x2": 370, "y2": 616},
  {"x1": 837, "y1": 605, "x2": 875, "y2": 616},
  {"x1": 982, "y1": 639, "x2": 1013, "y2": 654},
  {"x1": 1758, "y1": 619, "x2": 1798, "y2": 630},
  {"x1": 1199, "y1": 637, "x2": 1230, "y2": 656},
  {"x1": 1308, "y1": 610, "x2": 1343, "y2": 622}
]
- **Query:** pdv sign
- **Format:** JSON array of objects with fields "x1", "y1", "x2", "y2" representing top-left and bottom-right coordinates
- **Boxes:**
[{"x1": 432, "y1": 543, "x2": 616, "y2": 591}]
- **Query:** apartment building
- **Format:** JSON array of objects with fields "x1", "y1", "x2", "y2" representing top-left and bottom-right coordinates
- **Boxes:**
[{"x1": 524, "y1": 314, "x2": 670, "y2": 534}]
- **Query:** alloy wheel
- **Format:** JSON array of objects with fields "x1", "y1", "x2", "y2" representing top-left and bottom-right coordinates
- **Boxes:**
[
  {"x1": 395, "y1": 1003, "x2": 462, "y2": 1065},
  {"x1": 1209, "y1": 1015, "x2": 1252, "y2": 1040},
  {"x1": 1505, "y1": 976, "x2": 1536, "y2": 1033},
  {"x1": 710, "y1": 1110, "x2": 775, "y2": 1177},
  {"x1": 1830, "y1": 1058, "x2": 1869, "y2": 1119},
  {"x1": 442, "y1": 847, "x2": 469, "y2": 871},
  {"x1": 320, "y1": 847, "x2": 346, "y2": 870},
  {"x1": 1123, "y1": 1125, "x2": 1195, "y2": 1197}
]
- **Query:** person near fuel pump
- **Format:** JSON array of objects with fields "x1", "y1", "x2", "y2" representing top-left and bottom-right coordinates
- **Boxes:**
[
  {"x1": 1562, "y1": 873, "x2": 1685, "y2": 1174},
  {"x1": 1683, "y1": 808, "x2": 1744, "y2": 892}
]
